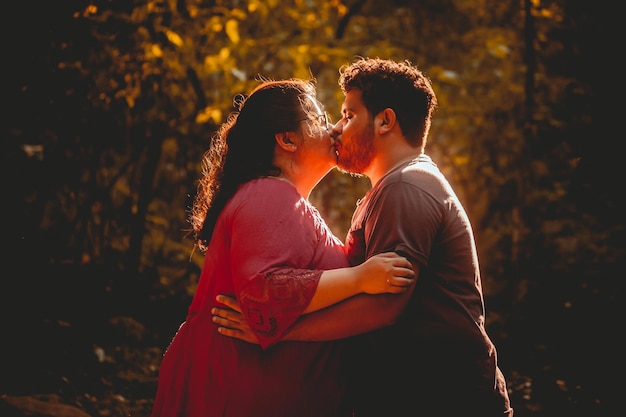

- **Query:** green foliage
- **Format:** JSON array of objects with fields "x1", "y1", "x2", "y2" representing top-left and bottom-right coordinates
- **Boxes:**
[
  {"x1": 8, "y1": 0, "x2": 618, "y2": 315},
  {"x1": 4, "y1": 1, "x2": 621, "y2": 415}
]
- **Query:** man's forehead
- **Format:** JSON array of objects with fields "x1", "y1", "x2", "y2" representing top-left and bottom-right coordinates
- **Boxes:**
[{"x1": 342, "y1": 89, "x2": 364, "y2": 110}]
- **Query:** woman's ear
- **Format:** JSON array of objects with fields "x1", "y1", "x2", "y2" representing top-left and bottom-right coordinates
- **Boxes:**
[{"x1": 275, "y1": 132, "x2": 297, "y2": 152}]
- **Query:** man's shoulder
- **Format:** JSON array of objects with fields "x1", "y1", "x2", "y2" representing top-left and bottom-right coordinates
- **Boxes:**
[
  {"x1": 377, "y1": 163, "x2": 442, "y2": 190},
  {"x1": 371, "y1": 161, "x2": 454, "y2": 209}
]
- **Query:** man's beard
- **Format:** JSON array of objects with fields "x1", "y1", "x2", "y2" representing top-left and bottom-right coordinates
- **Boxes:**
[{"x1": 336, "y1": 123, "x2": 375, "y2": 176}]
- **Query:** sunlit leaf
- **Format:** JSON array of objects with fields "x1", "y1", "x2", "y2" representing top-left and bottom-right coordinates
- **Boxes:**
[
  {"x1": 225, "y1": 19, "x2": 240, "y2": 44},
  {"x1": 196, "y1": 107, "x2": 223, "y2": 125},
  {"x1": 165, "y1": 29, "x2": 184, "y2": 47},
  {"x1": 149, "y1": 44, "x2": 163, "y2": 58}
]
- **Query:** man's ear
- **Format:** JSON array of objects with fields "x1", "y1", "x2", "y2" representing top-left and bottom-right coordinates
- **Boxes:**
[
  {"x1": 275, "y1": 132, "x2": 297, "y2": 152},
  {"x1": 378, "y1": 108, "x2": 396, "y2": 133}
]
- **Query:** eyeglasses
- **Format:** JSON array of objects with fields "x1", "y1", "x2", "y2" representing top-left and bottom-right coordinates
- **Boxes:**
[{"x1": 298, "y1": 112, "x2": 330, "y2": 130}]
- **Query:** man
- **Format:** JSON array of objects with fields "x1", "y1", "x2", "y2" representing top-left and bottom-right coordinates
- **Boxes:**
[{"x1": 213, "y1": 58, "x2": 514, "y2": 417}]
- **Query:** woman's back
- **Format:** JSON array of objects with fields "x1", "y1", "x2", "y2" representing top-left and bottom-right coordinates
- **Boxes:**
[{"x1": 151, "y1": 178, "x2": 352, "y2": 417}]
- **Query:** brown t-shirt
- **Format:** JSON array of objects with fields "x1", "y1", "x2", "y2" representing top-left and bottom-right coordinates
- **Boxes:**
[{"x1": 345, "y1": 154, "x2": 513, "y2": 417}]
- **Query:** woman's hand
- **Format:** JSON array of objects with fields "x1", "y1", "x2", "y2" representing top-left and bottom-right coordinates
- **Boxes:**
[
  {"x1": 212, "y1": 295, "x2": 260, "y2": 344},
  {"x1": 356, "y1": 252, "x2": 415, "y2": 294}
]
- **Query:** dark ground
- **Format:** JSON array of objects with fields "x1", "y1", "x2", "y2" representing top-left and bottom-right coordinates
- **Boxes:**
[{"x1": 0, "y1": 262, "x2": 618, "y2": 417}]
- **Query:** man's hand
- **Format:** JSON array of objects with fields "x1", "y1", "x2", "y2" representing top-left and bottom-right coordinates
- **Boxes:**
[{"x1": 212, "y1": 295, "x2": 260, "y2": 344}]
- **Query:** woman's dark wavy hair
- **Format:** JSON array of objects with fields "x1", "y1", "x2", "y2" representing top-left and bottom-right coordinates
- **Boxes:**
[
  {"x1": 190, "y1": 78, "x2": 317, "y2": 251},
  {"x1": 338, "y1": 57, "x2": 438, "y2": 150}
]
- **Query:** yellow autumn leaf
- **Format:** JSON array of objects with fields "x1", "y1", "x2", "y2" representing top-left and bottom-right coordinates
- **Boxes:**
[
  {"x1": 165, "y1": 29, "x2": 184, "y2": 47},
  {"x1": 230, "y1": 8, "x2": 247, "y2": 20},
  {"x1": 196, "y1": 107, "x2": 223, "y2": 125},
  {"x1": 248, "y1": 0, "x2": 260, "y2": 12},
  {"x1": 225, "y1": 19, "x2": 240, "y2": 44},
  {"x1": 204, "y1": 55, "x2": 220, "y2": 72},
  {"x1": 150, "y1": 44, "x2": 163, "y2": 58},
  {"x1": 219, "y1": 47, "x2": 231, "y2": 59}
]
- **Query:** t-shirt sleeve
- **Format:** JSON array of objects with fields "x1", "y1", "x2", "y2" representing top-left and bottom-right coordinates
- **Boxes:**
[
  {"x1": 365, "y1": 180, "x2": 442, "y2": 268},
  {"x1": 228, "y1": 181, "x2": 324, "y2": 349}
]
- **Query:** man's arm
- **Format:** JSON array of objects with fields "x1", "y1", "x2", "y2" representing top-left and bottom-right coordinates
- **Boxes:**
[
  {"x1": 212, "y1": 260, "x2": 418, "y2": 342},
  {"x1": 285, "y1": 289, "x2": 413, "y2": 341}
]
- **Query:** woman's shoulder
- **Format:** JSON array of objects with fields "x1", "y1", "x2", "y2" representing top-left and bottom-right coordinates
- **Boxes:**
[
  {"x1": 236, "y1": 177, "x2": 298, "y2": 200},
  {"x1": 232, "y1": 177, "x2": 302, "y2": 210}
]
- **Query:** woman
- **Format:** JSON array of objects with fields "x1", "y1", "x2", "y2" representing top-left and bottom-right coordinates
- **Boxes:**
[{"x1": 150, "y1": 79, "x2": 414, "y2": 417}]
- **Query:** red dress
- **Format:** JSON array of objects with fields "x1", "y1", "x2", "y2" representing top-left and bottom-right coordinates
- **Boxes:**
[{"x1": 151, "y1": 178, "x2": 352, "y2": 417}]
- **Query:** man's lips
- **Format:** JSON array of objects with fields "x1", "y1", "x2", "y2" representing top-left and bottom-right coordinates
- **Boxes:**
[{"x1": 333, "y1": 141, "x2": 341, "y2": 156}]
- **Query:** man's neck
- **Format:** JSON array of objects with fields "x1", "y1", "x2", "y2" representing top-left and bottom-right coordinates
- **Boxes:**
[{"x1": 367, "y1": 152, "x2": 422, "y2": 186}]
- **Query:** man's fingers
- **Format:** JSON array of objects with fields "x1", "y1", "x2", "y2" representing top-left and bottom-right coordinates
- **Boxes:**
[
  {"x1": 212, "y1": 307, "x2": 241, "y2": 323},
  {"x1": 216, "y1": 295, "x2": 242, "y2": 313},
  {"x1": 217, "y1": 327, "x2": 243, "y2": 337},
  {"x1": 217, "y1": 326, "x2": 258, "y2": 344},
  {"x1": 212, "y1": 314, "x2": 236, "y2": 327}
]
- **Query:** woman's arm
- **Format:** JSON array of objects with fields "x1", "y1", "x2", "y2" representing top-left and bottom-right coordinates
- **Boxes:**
[
  {"x1": 302, "y1": 251, "x2": 414, "y2": 313},
  {"x1": 213, "y1": 259, "x2": 419, "y2": 343},
  {"x1": 224, "y1": 180, "x2": 415, "y2": 348}
]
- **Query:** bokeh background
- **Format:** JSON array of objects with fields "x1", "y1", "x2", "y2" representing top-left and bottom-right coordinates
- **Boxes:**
[{"x1": 2, "y1": 0, "x2": 621, "y2": 416}]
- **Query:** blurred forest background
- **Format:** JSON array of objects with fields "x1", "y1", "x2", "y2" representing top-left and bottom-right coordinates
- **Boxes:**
[{"x1": 1, "y1": 0, "x2": 622, "y2": 416}]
